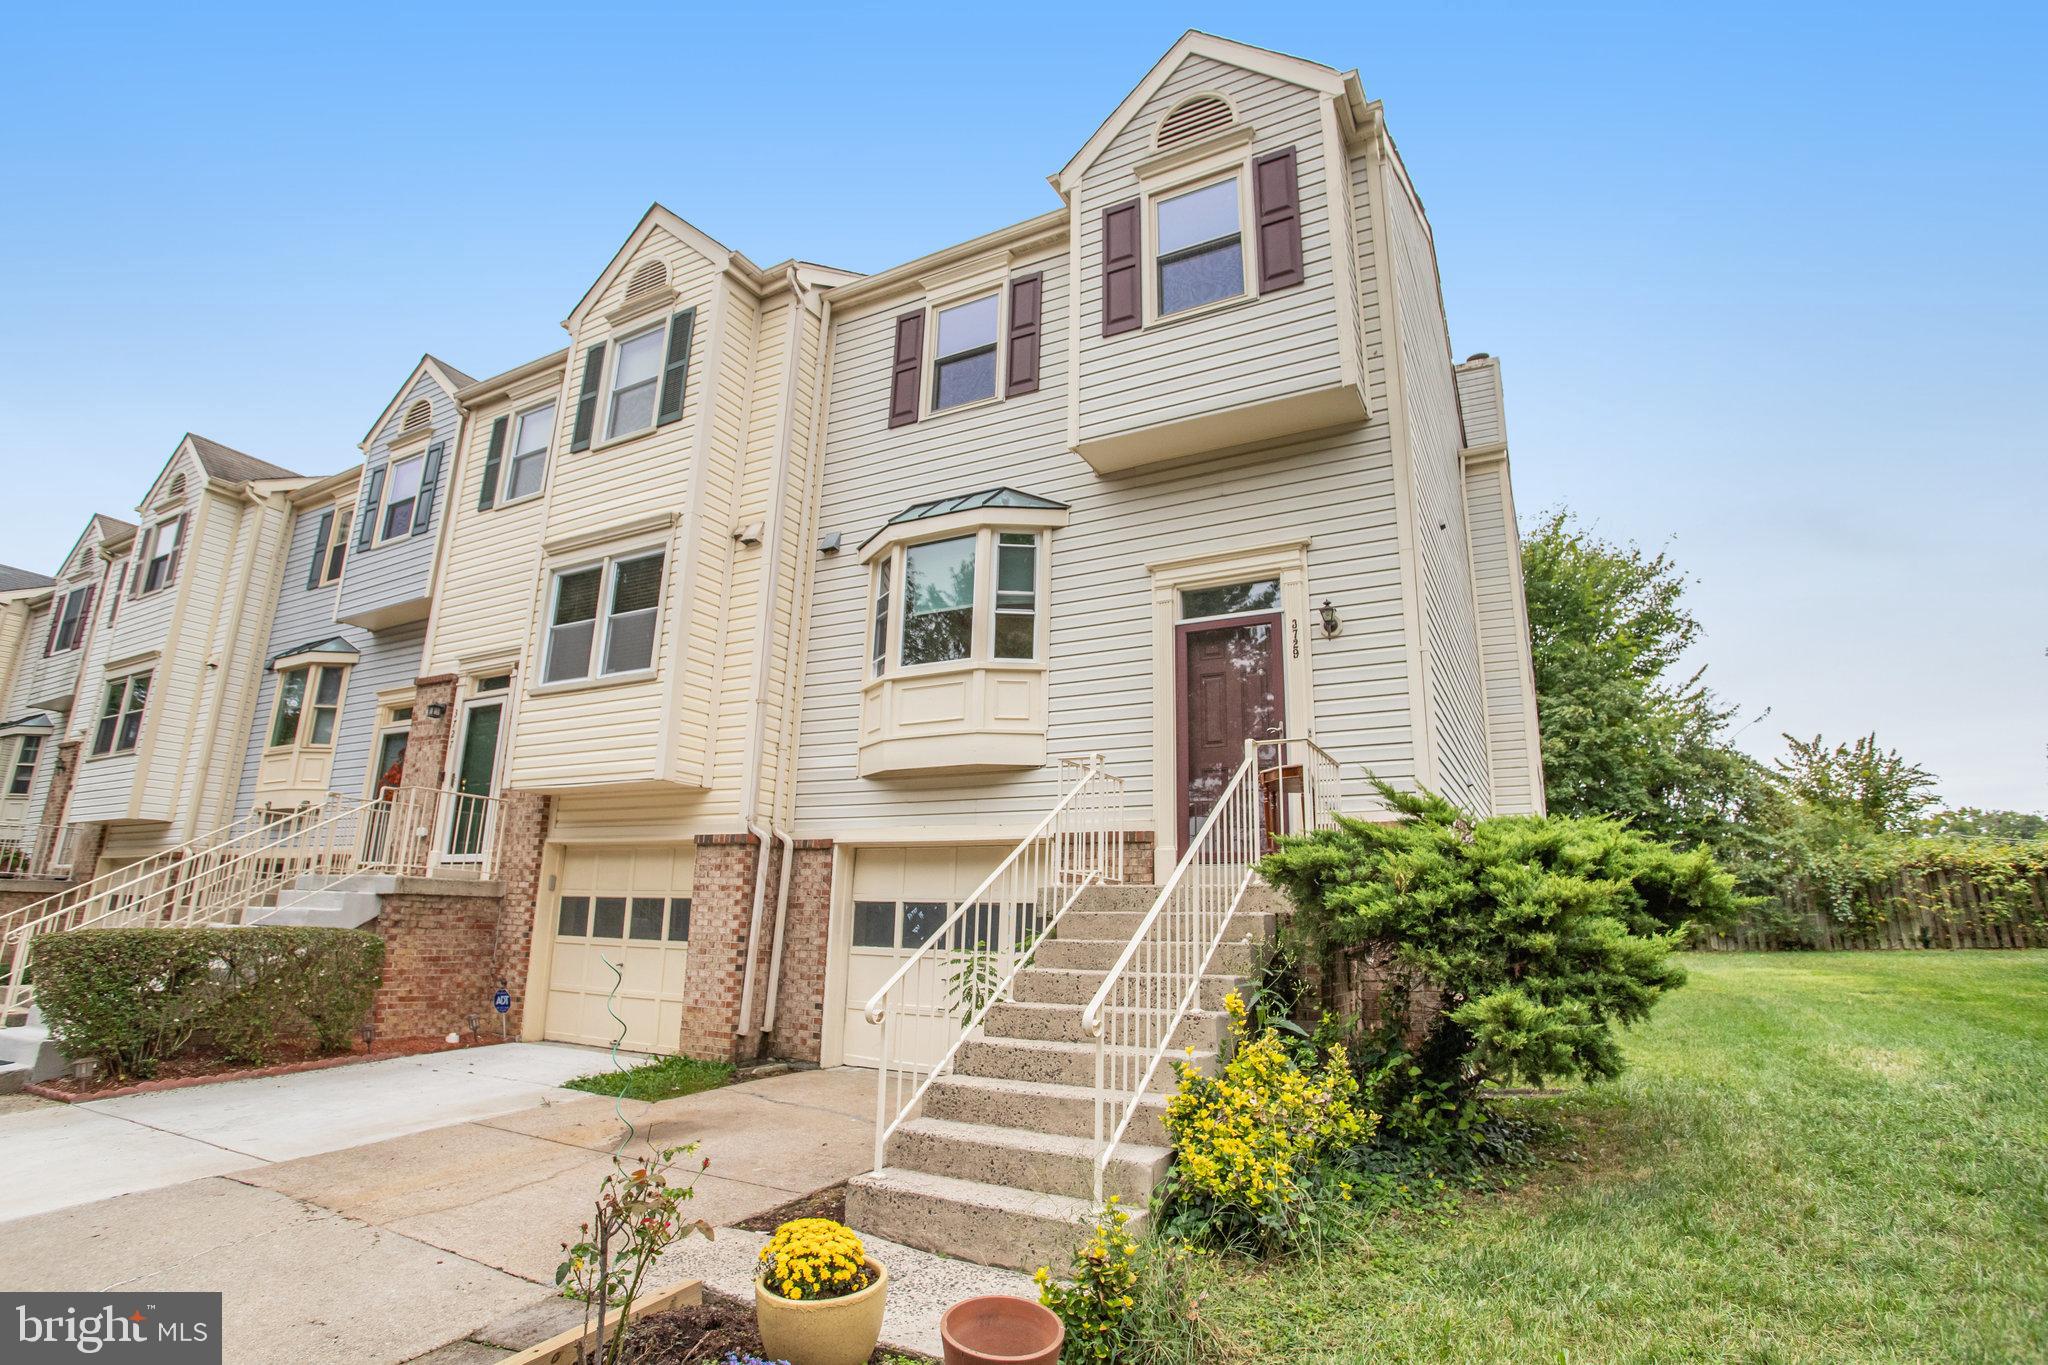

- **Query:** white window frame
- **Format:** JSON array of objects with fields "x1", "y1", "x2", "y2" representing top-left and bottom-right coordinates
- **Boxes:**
[
  {"x1": 538, "y1": 547, "x2": 667, "y2": 690},
  {"x1": 926, "y1": 291, "x2": 1004, "y2": 415},
  {"x1": 315, "y1": 500, "x2": 353, "y2": 586},
  {"x1": 51, "y1": 585, "x2": 91, "y2": 652},
  {"x1": 1140, "y1": 155, "x2": 1257, "y2": 327},
  {"x1": 602, "y1": 323, "x2": 667, "y2": 444},
  {"x1": 265, "y1": 659, "x2": 351, "y2": 752},
  {"x1": 7, "y1": 734, "x2": 41, "y2": 797},
  {"x1": 91, "y1": 670, "x2": 152, "y2": 757},
  {"x1": 500, "y1": 399, "x2": 558, "y2": 505},
  {"x1": 867, "y1": 527, "x2": 1049, "y2": 679},
  {"x1": 377, "y1": 454, "x2": 426, "y2": 544},
  {"x1": 141, "y1": 515, "x2": 182, "y2": 595}
]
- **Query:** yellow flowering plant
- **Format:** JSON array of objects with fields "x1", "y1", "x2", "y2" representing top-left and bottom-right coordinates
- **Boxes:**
[
  {"x1": 757, "y1": 1217, "x2": 874, "y2": 1301},
  {"x1": 1158, "y1": 991, "x2": 1376, "y2": 1252},
  {"x1": 1033, "y1": 1198, "x2": 1139, "y2": 1362}
]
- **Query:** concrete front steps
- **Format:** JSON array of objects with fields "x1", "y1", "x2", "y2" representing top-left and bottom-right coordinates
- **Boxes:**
[
  {"x1": 0, "y1": 1005, "x2": 67, "y2": 1092},
  {"x1": 246, "y1": 874, "x2": 396, "y2": 928},
  {"x1": 846, "y1": 878, "x2": 1286, "y2": 1273}
]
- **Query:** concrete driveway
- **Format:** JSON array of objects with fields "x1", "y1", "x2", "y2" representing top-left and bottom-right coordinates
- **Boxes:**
[{"x1": 0, "y1": 1051, "x2": 894, "y2": 1363}]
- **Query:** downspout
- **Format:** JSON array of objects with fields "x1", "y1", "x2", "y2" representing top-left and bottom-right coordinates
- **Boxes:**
[
  {"x1": 735, "y1": 267, "x2": 812, "y2": 1043},
  {"x1": 760, "y1": 289, "x2": 832, "y2": 1037}
]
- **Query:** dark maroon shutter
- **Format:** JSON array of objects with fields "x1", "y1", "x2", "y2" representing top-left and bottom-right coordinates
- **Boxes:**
[
  {"x1": 165, "y1": 513, "x2": 191, "y2": 586},
  {"x1": 75, "y1": 586, "x2": 95, "y2": 649},
  {"x1": 43, "y1": 595, "x2": 61, "y2": 655},
  {"x1": 306, "y1": 510, "x2": 334, "y2": 590},
  {"x1": 886, "y1": 311, "x2": 924, "y2": 428},
  {"x1": 1005, "y1": 273, "x2": 1043, "y2": 397},
  {"x1": 1253, "y1": 146, "x2": 1304, "y2": 293},
  {"x1": 1100, "y1": 199, "x2": 1142, "y2": 336}
]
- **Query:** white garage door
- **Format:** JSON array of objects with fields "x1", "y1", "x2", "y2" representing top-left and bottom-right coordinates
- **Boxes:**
[
  {"x1": 544, "y1": 844, "x2": 695, "y2": 1053},
  {"x1": 837, "y1": 844, "x2": 1015, "y2": 1069}
]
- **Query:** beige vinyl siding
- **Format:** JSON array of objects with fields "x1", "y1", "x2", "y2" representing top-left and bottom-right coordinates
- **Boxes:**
[
  {"x1": 1384, "y1": 172, "x2": 1490, "y2": 815},
  {"x1": 1455, "y1": 359, "x2": 1505, "y2": 446},
  {"x1": 12, "y1": 601, "x2": 78, "y2": 717},
  {"x1": 1463, "y1": 455, "x2": 1544, "y2": 815},
  {"x1": 1074, "y1": 55, "x2": 1347, "y2": 447},
  {"x1": 795, "y1": 251, "x2": 1414, "y2": 838},
  {"x1": 763, "y1": 304, "x2": 824, "y2": 821},
  {"x1": 424, "y1": 365, "x2": 563, "y2": 675}
]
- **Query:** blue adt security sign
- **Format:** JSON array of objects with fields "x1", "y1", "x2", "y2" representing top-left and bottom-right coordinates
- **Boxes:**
[{"x1": 493, "y1": 988, "x2": 512, "y2": 1014}]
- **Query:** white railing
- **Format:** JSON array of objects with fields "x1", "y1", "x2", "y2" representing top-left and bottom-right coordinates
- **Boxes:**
[
  {"x1": 1, "y1": 797, "x2": 369, "y2": 1018},
  {"x1": 864, "y1": 755, "x2": 1125, "y2": 1174},
  {"x1": 1083, "y1": 736, "x2": 1345, "y2": 1205},
  {"x1": 247, "y1": 786, "x2": 505, "y2": 925},
  {"x1": 0, "y1": 822, "x2": 85, "y2": 881}
]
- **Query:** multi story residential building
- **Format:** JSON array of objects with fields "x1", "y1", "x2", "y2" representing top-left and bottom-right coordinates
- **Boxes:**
[
  {"x1": 61, "y1": 436, "x2": 307, "y2": 869},
  {"x1": 233, "y1": 357, "x2": 469, "y2": 818},
  {"x1": 6, "y1": 37, "x2": 1543, "y2": 1253}
]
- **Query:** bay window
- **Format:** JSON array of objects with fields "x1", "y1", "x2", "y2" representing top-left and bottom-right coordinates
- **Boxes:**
[
  {"x1": 543, "y1": 549, "x2": 664, "y2": 685},
  {"x1": 870, "y1": 527, "x2": 1047, "y2": 674},
  {"x1": 9, "y1": 735, "x2": 41, "y2": 795},
  {"x1": 267, "y1": 662, "x2": 348, "y2": 750}
]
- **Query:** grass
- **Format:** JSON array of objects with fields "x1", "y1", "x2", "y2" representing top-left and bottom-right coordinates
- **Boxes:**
[
  {"x1": 563, "y1": 1054, "x2": 733, "y2": 1103},
  {"x1": 1190, "y1": 952, "x2": 2048, "y2": 1363}
]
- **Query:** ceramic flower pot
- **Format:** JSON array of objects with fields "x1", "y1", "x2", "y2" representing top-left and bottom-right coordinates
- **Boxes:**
[
  {"x1": 940, "y1": 1294, "x2": 1065, "y2": 1365},
  {"x1": 755, "y1": 1256, "x2": 888, "y2": 1365}
]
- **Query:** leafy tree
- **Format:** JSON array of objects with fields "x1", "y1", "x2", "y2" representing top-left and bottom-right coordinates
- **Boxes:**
[
  {"x1": 1520, "y1": 511, "x2": 1763, "y2": 853},
  {"x1": 1917, "y1": 806, "x2": 2046, "y2": 841},
  {"x1": 1774, "y1": 732, "x2": 1938, "y2": 833},
  {"x1": 1260, "y1": 784, "x2": 1740, "y2": 1115}
]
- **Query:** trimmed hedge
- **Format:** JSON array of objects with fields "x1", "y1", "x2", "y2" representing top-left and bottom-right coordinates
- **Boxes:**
[{"x1": 33, "y1": 927, "x2": 384, "y2": 1078}]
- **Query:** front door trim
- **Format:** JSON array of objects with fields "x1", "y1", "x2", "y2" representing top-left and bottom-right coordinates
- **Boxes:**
[
  {"x1": 1174, "y1": 610, "x2": 1284, "y2": 847},
  {"x1": 1147, "y1": 540, "x2": 1316, "y2": 876}
]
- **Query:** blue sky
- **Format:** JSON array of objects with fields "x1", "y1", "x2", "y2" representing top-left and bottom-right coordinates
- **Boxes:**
[{"x1": 2, "y1": 2, "x2": 2041, "y2": 810}]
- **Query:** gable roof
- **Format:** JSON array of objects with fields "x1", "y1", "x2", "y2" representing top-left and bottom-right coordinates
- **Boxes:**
[
  {"x1": 0, "y1": 564, "x2": 54, "y2": 593},
  {"x1": 92, "y1": 514, "x2": 136, "y2": 541},
  {"x1": 186, "y1": 434, "x2": 300, "y2": 484},
  {"x1": 1053, "y1": 31, "x2": 1354, "y2": 194},
  {"x1": 565, "y1": 204, "x2": 769, "y2": 329},
  {"x1": 358, "y1": 354, "x2": 476, "y2": 449}
]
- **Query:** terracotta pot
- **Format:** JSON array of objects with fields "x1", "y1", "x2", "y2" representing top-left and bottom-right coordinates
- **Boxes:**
[
  {"x1": 755, "y1": 1257, "x2": 888, "y2": 1365},
  {"x1": 940, "y1": 1294, "x2": 1064, "y2": 1365}
]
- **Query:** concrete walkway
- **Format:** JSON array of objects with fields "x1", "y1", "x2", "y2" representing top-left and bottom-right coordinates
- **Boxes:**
[
  {"x1": 0, "y1": 1042, "x2": 642, "y2": 1222},
  {"x1": 0, "y1": 1059, "x2": 1030, "y2": 1362}
]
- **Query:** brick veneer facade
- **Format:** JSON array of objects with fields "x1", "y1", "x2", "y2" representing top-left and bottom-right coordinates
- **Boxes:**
[
  {"x1": 676, "y1": 833, "x2": 766, "y2": 1063},
  {"x1": 369, "y1": 887, "x2": 504, "y2": 1040},
  {"x1": 764, "y1": 840, "x2": 834, "y2": 1062},
  {"x1": 398, "y1": 675, "x2": 459, "y2": 799},
  {"x1": 487, "y1": 790, "x2": 549, "y2": 1035}
]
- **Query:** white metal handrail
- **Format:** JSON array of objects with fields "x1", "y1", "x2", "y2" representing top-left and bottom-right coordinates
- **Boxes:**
[
  {"x1": 0, "y1": 822, "x2": 84, "y2": 881},
  {"x1": 864, "y1": 754, "x2": 1125, "y2": 1174},
  {"x1": 1083, "y1": 735, "x2": 1345, "y2": 1205},
  {"x1": 1, "y1": 796, "x2": 369, "y2": 1017},
  {"x1": 246, "y1": 785, "x2": 506, "y2": 925}
]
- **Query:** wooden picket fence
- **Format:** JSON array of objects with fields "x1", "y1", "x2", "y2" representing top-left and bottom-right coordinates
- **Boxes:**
[{"x1": 1697, "y1": 868, "x2": 2048, "y2": 952}]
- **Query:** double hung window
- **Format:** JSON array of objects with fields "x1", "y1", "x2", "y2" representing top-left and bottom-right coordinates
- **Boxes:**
[
  {"x1": 1155, "y1": 177, "x2": 1244, "y2": 315},
  {"x1": 92, "y1": 672, "x2": 151, "y2": 756},
  {"x1": 543, "y1": 550, "x2": 664, "y2": 684}
]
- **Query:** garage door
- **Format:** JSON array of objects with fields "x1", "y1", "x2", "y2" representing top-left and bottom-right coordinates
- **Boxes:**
[
  {"x1": 544, "y1": 844, "x2": 695, "y2": 1053},
  {"x1": 837, "y1": 845, "x2": 1011, "y2": 1069}
]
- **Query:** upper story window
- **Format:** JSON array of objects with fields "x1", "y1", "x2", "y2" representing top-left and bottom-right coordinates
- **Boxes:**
[
  {"x1": 140, "y1": 514, "x2": 183, "y2": 594},
  {"x1": 506, "y1": 402, "x2": 555, "y2": 502},
  {"x1": 606, "y1": 326, "x2": 664, "y2": 440},
  {"x1": 1155, "y1": 177, "x2": 1244, "y2": 316},
  {"x1": 542, "y1": 549, "x2": 665, "y2": 685},
  {"x1": 8, "y1": 735, "x2": 41, "y2": 796},
  {"x1": 931, "y1": 295, "x2": 1000, "y2": 411},
  {"x1": 92, "y1": 670, "x2": 150, "y2": 756},
  {"x1": 379, "y1": 455, "x2": 425, "y2": 541},
  {"x1": 268, "y1": 662, "x2": 347, "y2": 749},
  {"x1": 314, "y1": 502, "x2": 351, "y2": 586},
  {"x1": 50, "y1": 585, "x2": 92, "y2": 653}
]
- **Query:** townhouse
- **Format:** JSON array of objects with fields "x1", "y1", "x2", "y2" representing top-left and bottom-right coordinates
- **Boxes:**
[{"x1": 7, "y1": 37, "x2": 1543, "y2": 1106}]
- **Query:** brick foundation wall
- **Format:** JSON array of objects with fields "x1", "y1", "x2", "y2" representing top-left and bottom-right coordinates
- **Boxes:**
[
  {"x1": 398, "y1": 675, "x2": 458, "y2": 797},
  {"x1": 676, "y1": 833, "x2": 764, "y2": 1063},
  {"x1": 1305, "y1": 941, "x2": 1442, "y2": 1048},
  {"x1": 766, "y1": 840, "x2": 833, "y2": 1063},
  {"x1": 369, "y1": 890, "x2": 504, "y2": 1041},
  {"x1": 488, "y1": 791, "x2": 548, "y2": 1036}
]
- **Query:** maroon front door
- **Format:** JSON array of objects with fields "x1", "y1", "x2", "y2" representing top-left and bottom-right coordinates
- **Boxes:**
[{"x1": 1175, "y1": 612, "x2": 1285, "y2": 846}]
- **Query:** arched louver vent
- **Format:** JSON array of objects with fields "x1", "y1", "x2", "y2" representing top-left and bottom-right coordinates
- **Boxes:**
[
  {"x1": 402, "y1": 399, "x2": 432, "y2": 433},
  {"x1": 166, "y1": 473, "x2": 187, "y2": 500},
  {"x1": 624, "y1": 260, "x2": 669, "y2": 305},
  {"x1": 1157, "y1": 94, "x2": 1234, "y2": 150}
]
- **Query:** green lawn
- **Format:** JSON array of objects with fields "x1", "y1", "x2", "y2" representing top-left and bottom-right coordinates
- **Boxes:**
[
  {"x1": 563, "y1": 1054, "x2": 732, "y2": 1103},
  {"x1": 1198, "y1": 952, "x2": 2048, "y2": 1363}
]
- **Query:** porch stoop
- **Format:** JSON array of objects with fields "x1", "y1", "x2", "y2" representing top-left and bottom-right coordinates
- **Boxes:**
[{"x1": 846, "y1": 879, "x2": 1287, "y2": 1273}]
